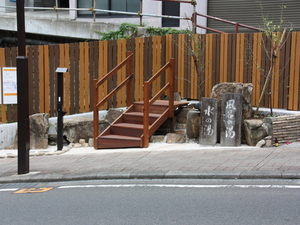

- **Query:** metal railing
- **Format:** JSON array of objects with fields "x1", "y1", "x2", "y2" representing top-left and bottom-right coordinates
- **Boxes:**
[
  {"x1": 0, "y1": 5, "x2": 191, "y2": 25},
  {"x1": 192, "y1": 12, "x2": 264, "y2": 33}
]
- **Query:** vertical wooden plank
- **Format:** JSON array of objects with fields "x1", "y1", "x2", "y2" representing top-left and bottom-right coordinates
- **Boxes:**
[
  {"x1": 117, "y1": 39, "x2": 126, "y2": 107},
  {"x1": 220, "y1": 34, "x2": 227, "y2": 83},
  {"x1": 196, "y1": 34, "x2": 206, "y2": 99},
  {"x1": 94, "y1": 41, "x2": 100, "y2": 109},
  {"x1": 152, "y1": 35, "x2": 157, "y2": 95},
  {"x1": 84, "y1": 42, "x2": 90, "y2": 112},
  {"x1": 61, "y1": 43, "x2": 70, "y2": 113},
  {"x1": 227, "y1": 34, "x2": 236, "y2": 82},
  {"x1": 55, "y1": 44, "x2": 60, "y2": 114},
  {"x1": 289, "y1": 32, "x2": 300, "y2": 110},
  {"x1": 126, "y1": 38, "x2": 136, "y2": 103},
  {"x1": 0, "y1": 48, "x2": 5, "y2": 66},
  {"x1": 43, "y1": 45, "x2": 50, "y2": 115},
  {"x1": 205, "y1": 34, "x2": 213, "y2": 97},
  {"x1": 98, "y1": 40, "x2": 104, "y2": 109},
  {"x1": 188, "y1": 34, "x2": 199, "y2": 99},
  {"x1": 6, "y1": 47, "x2": 17, "y2": 122},
  {"x1": 235, "y1": 33, "x2": 245, "y2": 83},
  {"x1": 74, "y1": 43, "x2": 80, "y2": 113},
  {"x1": 27, "y1": 46, "x2": 34, "y2": 115},
  {"x1": 261, "y1": 33, "x2": 271, "y2": 108},
  {"x1": 33, "y1": 46, "x2": 40, "y2": 114},
  {"x1": 213, "y1": 34, "x2": 221, "y2": 89},
  {"x1": 282, "y1": 33, "x2": 291, "y2": 109},
  {"x1": 156, "y1": 36, "x2": 162, "y2": 98},
  {"x1": 177, "y1": 34, "x2": 185, "y2": 97},
  {"x1": 160, "y1": 36, "x2": 166, "y2": 92},
  {"x1": 277, "y1": 32, "x2": 289, "y2": 109},
  {"x1": 288, "y1": 32, "x2": 296, "y2": 109},
  {"x1": 38, "y1": 45, "x2": 45, "y2": 113},
  {"x1": 69, "y1": 43, "x2": 75, "y2": 114},
  {"x1": 184, "y1": 34, "x2": 191, "y2": 98},
  {"x1": 135, "y1": 38, "x2": 142, "y2": 102},
  {"x1": 271, "y1": 32, "x2": 281, "y2": 109},
  {"x1": 98, "y1": 40, "x2": 109, "y2": 109},
  {"x1": 296, "y1": 32, "x2": 300, "y2": 110},
  {"x1": 172, "y1": 34, "x2": 179, "y2": 94},
  {"x1": 244, "y1": 33, "x2": 253, "y2": 83},
  {"x1": 107, "y1": 40, "x2": 117, "y2": 108},
  {"x1": 252, "y1": 33, "x2": 261, "y2": 106},
  {"x1": 79, "y1": 42, "x2": 85, "y2": 112},
  {"x1": 235, "y1": 33, "x2": 240, "y2": 82},
  {"x1": 66, "y1": 43, "x2": 71, "y2": 113},
  {"x1": 0, "y1": 48, "x2": 6, "y2": 122}
]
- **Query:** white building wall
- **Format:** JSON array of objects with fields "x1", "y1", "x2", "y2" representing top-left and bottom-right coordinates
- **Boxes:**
[
  {"x1": 0, "y1": 0, "x2": 208, "y2": 40},
  {"x1": 69, "y1": 0, "x2": 208, "y2": 32}
]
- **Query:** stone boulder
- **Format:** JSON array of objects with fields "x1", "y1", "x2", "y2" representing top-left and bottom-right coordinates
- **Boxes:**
[
  {"x1": 14, "y1": 113, "x2": 49, "y2": 149},
  {"x1": 62, "y1": 117, "x2": 109, "y2": 143},
  {"x1": 104, "y1": 108, "x2": 124, "y2": 124},
  {"x1": 211, "y1": 82, "x2": 253, "y2": 119},
  {"x1": 243, "y1": 119, "x2": 269, "y2": 146},
  {"x1": 166, "y1": 133, "x2": 187, "y2": 143}
]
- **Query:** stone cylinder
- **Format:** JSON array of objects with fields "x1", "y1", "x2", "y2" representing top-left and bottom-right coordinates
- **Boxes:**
[{"x1": 186, "y1": 110, "x2": 200, "y2": 139}]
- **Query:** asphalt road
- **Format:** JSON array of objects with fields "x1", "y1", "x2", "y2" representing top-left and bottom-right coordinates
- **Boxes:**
[{"x1": 1, "y1": 179, "x2": 300, "y2": 225}]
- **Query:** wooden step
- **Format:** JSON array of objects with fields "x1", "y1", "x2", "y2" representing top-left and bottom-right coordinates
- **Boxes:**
[
  {"x1": 97, "y1": 134, "x2": 142, "y2": 149},
  {"x1": 133, "y1": 103, "x2": 168, "y2": 114},
  {"x1": 133, "y1": 100, "x2": 189, "y2": 114},
  {"x1": 122, "y1": 112, "x2": 160, "y2": 124},
  {"x1": 110, "y1": 123, "x2": 143, "y2": 137}
]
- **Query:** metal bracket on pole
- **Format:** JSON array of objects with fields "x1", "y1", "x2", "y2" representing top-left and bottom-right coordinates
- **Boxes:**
[{"x1": 56, "y1": 67, "x2": 68, "y2": 150}]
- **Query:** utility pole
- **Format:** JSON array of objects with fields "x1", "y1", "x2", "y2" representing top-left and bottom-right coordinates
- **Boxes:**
[{"x1": 17, "y1": 0, "x2": 30, "y2": 174}]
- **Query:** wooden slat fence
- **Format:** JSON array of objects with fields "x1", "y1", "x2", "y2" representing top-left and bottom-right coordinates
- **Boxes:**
[{"x1": 1, "y1": 32, "x2": 300, "y2": 123}]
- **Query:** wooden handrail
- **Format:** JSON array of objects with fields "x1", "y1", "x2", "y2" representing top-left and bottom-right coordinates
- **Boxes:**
[
  {"x1": 95, "y1": 52, "x2": 134, "y2": 88},
  {"x1": 143, "y1": 58, "x2": 175, "y2": 148},
  {"x1": 96, "y1": 74, "x2": 133, "y2": 108},
  {"x1": 93, "y1": 51, "x2": 133, "y2": 149}
]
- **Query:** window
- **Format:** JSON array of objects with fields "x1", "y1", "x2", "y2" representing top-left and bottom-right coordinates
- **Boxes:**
[
  {"x1": 77, "y1": 0, "x2": 140, "y2": 17},
  {"x1": 162, "y1": 1, "x2": 180, "y2": 27}
]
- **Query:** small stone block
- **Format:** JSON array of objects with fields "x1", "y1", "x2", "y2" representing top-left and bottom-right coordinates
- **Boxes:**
[
  {"x1": 79, "y1": 139, "x2": 86, "y2": 144},
  {"x1": 88, "y1": 138, "x2": 94, "y2": 147},
  {"x1": 74, "y1": 143, "x2": 82, "y2": 148}
]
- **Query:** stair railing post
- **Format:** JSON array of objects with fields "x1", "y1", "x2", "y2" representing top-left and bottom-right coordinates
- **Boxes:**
[
  {"x1": 126, "y1": 51, "x2": 133, "y2": 107},
  {"x1": 143, "y1": 82, "x2": 150, "y2": 148},
  {"x1": 93, "y1": 79, "x2": 99, "y2": 149},
  {"x1": 169, "y1": 58, "x2": 175, "y2": 133}
]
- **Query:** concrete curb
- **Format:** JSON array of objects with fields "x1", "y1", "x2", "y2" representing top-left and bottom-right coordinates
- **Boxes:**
[{"x1": 1, "y1": 171, "x2": 300, "y2": 184}]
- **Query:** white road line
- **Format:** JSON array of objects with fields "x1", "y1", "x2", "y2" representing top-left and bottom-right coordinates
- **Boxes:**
[
  {"x1": 0, "y1": 188, "x2": 19, "y2": 192},
  {"x1": 58, "y1": 184, "x2": 300, "y2": 189}
]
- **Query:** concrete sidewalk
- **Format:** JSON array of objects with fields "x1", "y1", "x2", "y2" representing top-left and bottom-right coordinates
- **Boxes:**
[{"x1": 1, "y1": 142, "x2": 300, "y2": 183}]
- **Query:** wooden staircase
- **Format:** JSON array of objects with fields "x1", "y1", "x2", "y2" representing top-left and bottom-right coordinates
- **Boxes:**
[
  {"x1": 96, "y1": 100, "x2": 188, "y2": 149},
  {"x1": 93, "y1": 51, "x2": 187, "y2": 149}
]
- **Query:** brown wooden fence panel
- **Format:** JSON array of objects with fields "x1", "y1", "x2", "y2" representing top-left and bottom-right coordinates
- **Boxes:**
[{"x1": 2, "y1": 32, "x2": 300, "y2": 123}]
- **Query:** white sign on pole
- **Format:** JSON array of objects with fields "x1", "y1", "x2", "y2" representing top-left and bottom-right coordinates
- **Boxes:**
[{"x1": 2, "y1": 67, "x2": 17, "y2": 104}]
